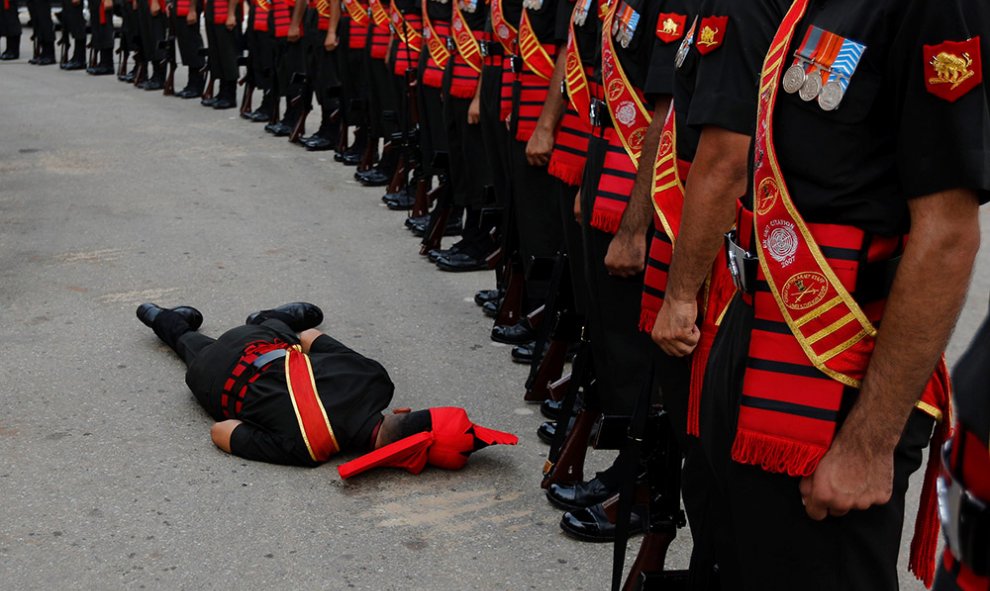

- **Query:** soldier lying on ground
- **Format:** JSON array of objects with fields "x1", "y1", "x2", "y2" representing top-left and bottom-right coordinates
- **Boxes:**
[{"x1": 136, "y1": 302, "x2": 516, "y2": 477}]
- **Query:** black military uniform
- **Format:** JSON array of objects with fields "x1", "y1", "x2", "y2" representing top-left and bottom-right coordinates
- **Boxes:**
[
  {"x1": 243, "y1": 0, "x2": 278, "y2": 120},
  {"x1": 170, "y1": 0, "x2": 207, "y2": 96},
  {"x1": 25, "y1": 0, "x2": 55, "y2": 64},
  {"x1": 135, "y1": 0, "x2": 168, "y2": 88},
  {"x1": 142, "y1": 308, "x2": 394, "y2": 467},
  {"x1": 85, "y1": 0, "x2": 116, "y2": 74},
  {"x1": 202, "y1": 0, "x2": 242, "y2": 107},
  {"x1": 0, "y1": 0, "x2": 21, "y2": 60},
  {"x1": 59, "y1": 0, "x2": 88, "y2": 69},
  {"x1": 701, "y1": 0, "x2": 990, "y2": 589}
]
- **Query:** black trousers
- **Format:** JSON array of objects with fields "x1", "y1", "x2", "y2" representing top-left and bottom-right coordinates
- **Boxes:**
[
  {"x1": 554, "y1": 178, "x2": 587, "y2": 315},
  {"x1": 175, "y1": 10, "x2": 205, "y2": 68},
  {"x1": 701, "y1": 295, "x2": 935, "y2": 591},
  {"x1": 443, "y1": 91, "x2": 492, "y2": 209},
  {"x1": 418, "y1": 83, "x2": 447, "y2": 178},
  {"x1": 60, "y1": 0, "x2": 86, "y2": 40},
  {"x1": 86, "y1": 0, "x2": 114, "y2": 51},
  {"x1": 0, "y1": 0, "x2": 22, "y2": 39},
  {"x1": 204, "y1": 5, "x2": 240, "y2": 81},
  {"x1": 135, "y1": 0, "x2": 165, "y2": 63},
  {"x1": 244, "y1": 22, "x2": 275, "y2": 91},
  {"x1": 26, "y1": 0, "x2": 54, "y2": 44},
  {"x1": 274, "y1": 36, "x2": 305, "y2": 98},
  {"x1": 579, "y1": 134, "x2": 654, "y2": 415},
  {"x1": 479, "y1": 63, "x2": 509, "y2": 208},
  {"x1": 339, "y1": 44, "x2": 367, "y2": 128}
]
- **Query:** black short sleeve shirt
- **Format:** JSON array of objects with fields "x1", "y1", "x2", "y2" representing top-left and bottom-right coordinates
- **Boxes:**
[
  {"x1": 427, "y1": 0, "x2": 451, "y2": 21},
  {"x1": 643, "y1": 0, "x2": 698, "y2": 101},
  {"x1": 526, "y1": 0, "x2": 560, "y2": 44},
  {"x1": 769, "y1": 0, "x2": 990, "y2": 235},
  {"x1": 555, "y1": 0, "x2": 601, "y2": 66}
]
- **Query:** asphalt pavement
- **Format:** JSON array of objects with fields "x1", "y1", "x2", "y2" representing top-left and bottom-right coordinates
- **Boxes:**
[{"x1": 1, "y1": 36, "x2": 988, "y2": 591}]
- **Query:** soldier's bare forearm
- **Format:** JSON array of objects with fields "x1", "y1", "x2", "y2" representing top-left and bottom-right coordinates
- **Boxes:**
[
  {"x1": 838, "y1": 188, "x2": 980, "y2": 453},
  {"x1": 533, "y1": 49, "x2": 568, "y2": 132},
  {"x1": 665, "y1": 126, "x2": 749, "y2": 303}
]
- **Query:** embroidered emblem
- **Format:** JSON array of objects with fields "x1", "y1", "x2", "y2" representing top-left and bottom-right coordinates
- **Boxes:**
[
  {"x1": 453, "y1": 18, "x2": 463, "y2": 31},
  {"x1": 695, "y1": 15, "x2": 727, "y2": 55},
  {"x1": 924, "y1": 37, "x2": 983, "y2": 102},
  {"x1": 658, "y1": 129, "x2": 673, "y2": 156},
  {"x1": 655, "y1": 12, "x2": 686, "y2": 44},
  {"x1": 497, "y1": 23, "x2": 510, "y2": 40},
  {"x1": 628, "y1": 127, "x2": 646, "y2": 151},
  {"x1": 756, "y1": 177, "x2": 780, "y2": 216},
  {"x1": 424, "y1": 25, "x2": 432, "y2": 38},
  {"x1": 762, "y1": 219, "x2": 798, "y2": 268},
  {"x1": 606, "y1": 78, "x2": 624, "y2": 102},
  {"x1": 615, "y1": 101, "x2": 637, "y2": 126},
  {"x1": 782, "y1": 272, "x2": 829, "y2": 311}
]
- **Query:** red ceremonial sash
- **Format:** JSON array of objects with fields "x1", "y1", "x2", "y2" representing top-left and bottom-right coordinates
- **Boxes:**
[
  {"x1": 284, "y1": 346, "x2": 340, "y2": 463},
  {"x1": 253, "y1": 0, "x2": 271, "y2": 31},
  {"x1": 422, "y1": 0, "x2": 451, "y2": 70},
  {"x1": 490, "y1": 0, "x2": 517, "y2": 55},
  {"x1": 343, "y1": 0, "x2": 369, "y2": 26},
  {"x1": 600, "y1": 0, "x2": 650, "y2": 165},
  {"x1": 391, "y1": 5, "x2": 424, "y2": 52},
  {"x1": 369, "y1": 0, "x2": 389, "y2": 28},
  {"x1": 273, "y1": 0, "x2": 292, "y2": 36},
  {"x1": 564, "y1": 4, "x2": 591, "y2": 127},
  {"x1": 176, "y1": 0, "x2": 190, "y2": 17},
  {"x1": 212, "y1": 0, "x2": 231, "y2": 25},
  {"x1": 315, "y1": 0, "x2": 331, "y2": 30},
  {"x1": 548, "y1": 103, "x2": 593, "y2": 186},
  {"x1": 451, "y1": 0, "x2": 483, "y2": 74},
  {"x1": 98, "y1": 0, "x2": 108, "y2": 24},
  {"x1": 518, "y1": 9, "x2": 554, "y2": 80}
]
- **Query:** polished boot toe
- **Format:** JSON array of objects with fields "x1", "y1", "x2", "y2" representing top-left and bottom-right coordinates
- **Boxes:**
[
  {"x1": 136, "y1": 303, "x2": 203, "y2": 330},
  {"x1": 385, "y1": 191, "x2": 416, "y2": 211},
  {"x1": 0, "y1": 50, "x2": 19, "y2": 60},
  {"x1": 245, "y1": 302, "x2": 324, "y2": 332},
  {"x1": 201, "y1": 96, "x2": 219, "y2": 107},
  {"x1": 482, "y1": 299, "x2": 499, "y2": 318},
  {"x1": 212, "y1": 97, "x2": 236, "y2": 109},
  {"x1": 87, "y1": 64, "x2": 114, "y2": 75},
  {"x1": 537, "y1": 420, "x2": 557, "y2": 444},
  {"x1": 559, "y1": 503, "x2": 643, "y2": 543},
  {"x1": 546, "y1": 476, "x2": 616, "y2": 512},
  {"x1": 490, "y1": 318, "x2": 535, "y2": 345},
  {"x1": 474, "y1": 289, "x2": 500, "y2": 306},
  {"x1": 248, "y1": 109, "x2": 271, "y2": 122},
  {"x1": 510, "y1": 341, "x2": 538, "y2": 364},
  {"x1": 436, "y1": 251, "x2": 487, "y2": 272},
  {"x1": 356, "y1": 169, "x2": 390, "y2": 187},
  {"x1": 540, "y1": 398, "x2": 563, "y2": 420},
  {"x1": 304, "y1": 136, "x2": 334, "y2": 151}
]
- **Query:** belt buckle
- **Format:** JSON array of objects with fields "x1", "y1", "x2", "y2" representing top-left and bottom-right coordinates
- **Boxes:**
[
  {"x1": 590, "y1": 99, "x2": 602, "y2": 127},
  {"x1": 725, "y1": 230, "x2": 755, "y2": 293},
  {"x1": 446, "y1": 36, "x2": 455, "y2": 51},
  {"x1": 480, "y1": 41, "x2": 489, "y2": 57},
  {"x1": 510, "y1": 55, "x2": 521, "y2": 73}
]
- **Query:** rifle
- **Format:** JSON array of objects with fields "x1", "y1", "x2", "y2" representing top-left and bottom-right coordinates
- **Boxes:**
[
  {"x1": 198, "y1": 47, "x2": 214, "y2": 100},
  {"x1": 57, "y1": 23, "x2": 69, "y2": 67},
  {"x1": 541, "y1": 329, "x2": 596, "y2": 488},
  {"x1": 87, "y1": 38, "x2": 96, "y2": 69},
  {"x1": 237, "y1": 55, "x2": 254, "y2": 116},
  {"x1": 524, "y1": 253, "x2": 579, "y2": 403},
  {"x1": 419, "y1": 153, "x2": 453, "y2": 254},
  {"x1": 288, "y1": 71, "x2": 312, "y2": 143},
  {"x1": 612, "y1": 403, "x2": 688, "y2": 590},
  {"x1": 495, "y1": 255, "x2": 525, "y2": 327},
  {"x1": 158, "y1": 7, "x2": 177, "y2": 96},
  {"x1": 115, "y1": 30, "x2": 129, "y2": 79}
]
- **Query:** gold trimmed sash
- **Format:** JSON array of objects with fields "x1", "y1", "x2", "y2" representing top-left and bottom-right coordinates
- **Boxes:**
[
  {"x1": 422, "y1": 0, "x2": 451, "y2": 69},
  {"x1": 451, "y1": 0, "x2": 482, "y2": 73},
  {"x1": 490, "y1": 0, "x2": 517, "y2": 55},
  {"x1": 564, "y1": 3, "x2": 591, "y2": 123},
  {"x1": 343, "y1": 0, "x2": 369, "y2": 25},
  {"x1": 600, "y1": 0, "x2": 651, "y2": 166},
  {"x1": 284, "y1": 346, "x2": 340, "y2": 463},
  {"x1": 518, "y1": 9, "x2": 555, "y2": 80}
]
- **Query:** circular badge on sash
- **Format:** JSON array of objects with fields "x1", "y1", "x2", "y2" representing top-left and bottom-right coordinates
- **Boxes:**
[
  {"x1": 497, "y1": 24, "x2": 510, "y2": 40},
  {"x1": 782, "y1": 272, "x2": 829, "y2": 311},
  {"x1": 616, "y1": 101, "x2": 636, "y2": 126},
  {"x1": 756, "y1": 177, "x2": 780, "y2": 216},
  {"x1": 762, "y1": 220, "x2": 799, "y2": 268}
]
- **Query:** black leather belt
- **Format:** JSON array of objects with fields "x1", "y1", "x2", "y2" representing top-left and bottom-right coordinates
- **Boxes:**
[
  {"x1": 221, "y1": 348, "x2": 289, "y2": 418},
  {"x1": 252, "y1": 348, "x2": 287, "y2": 368},
  {"x1": 479, "y1": 40, "x2": 503, "y2": 58},
  {"x1": 589, "y1": 98, "x2": 612, "y2": 129}
]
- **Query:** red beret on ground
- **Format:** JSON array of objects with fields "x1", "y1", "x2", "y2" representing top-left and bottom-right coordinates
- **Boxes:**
[{"x1": 337, "y1": 407, "x2": 518, "y2": 479}]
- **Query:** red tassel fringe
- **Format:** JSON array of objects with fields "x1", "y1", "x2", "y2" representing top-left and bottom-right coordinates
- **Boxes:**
[
  {"x1": 731, "y1": 430, "x2": 826, "y2": 477},
  {"x1": 590, "y1": 209, "x2": 621, "y2": 235},
  {"x1": 548, "y1": 160, "x2": 584, "y2": 187},
  {"x1": 638, "y1": 307, "x2": 657, "y2": 334},
  {"x1": 909, "y1": 417, "x2": 950, "y2": 588}
]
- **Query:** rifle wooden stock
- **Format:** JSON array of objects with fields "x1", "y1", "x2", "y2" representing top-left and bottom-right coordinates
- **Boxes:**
[
  {"x1": 410, "y1": 175, "x2": 430, "y2": 217},
  {"x1": 622, "y1": 529, "x2": 679, "y2": 591},
  {"x1": 289, "y1": 96, "x2": 311, "y2": 144},
  {"x1": 88, "y1": 42, "x2": 96, "y2": 69},
  {"x1": 201, "y1": 73, "x2": 215, "y2": 100},
  {"x1": 133, "y1": 60, "x2": 147, "y2": 86},
  {"x1": 357, "y1": 133, "x2": 377, "y2": 171},
  {"x1": 59, "y1": 30, "x2": 69, "y2": 66},
  {"x1": 419, "y1": 183, "x2": 451, "y2": 254},
  {"x1": 524, "y1": 338, "x2": 568, "y2": 402},
  {"x1": 335, "y1": 119, "x2": 348, "y2": 153},
  {"x1": 163, "y1": 63, "x2": 175, "y2": 95},
  {"x1": 116, "y1": 40, "x2": 129, "y2": 78},
  {"x1": 239, "y1": 80, "x2": 254, "y2": 116},
  {"x1": 495, "y1": 257, "x2": 525, "y2": 327},
  {"x1": 385, "y1": 149, "x2": 409, "y2": 195},
  {"x1": 540, "y1": 408, "x2": 593, "y2": 488}
]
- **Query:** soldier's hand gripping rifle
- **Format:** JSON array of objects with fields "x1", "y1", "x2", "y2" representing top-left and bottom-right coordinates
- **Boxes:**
[{"x1": 159, "y1": 1, "x2": 178, "y2": 95}]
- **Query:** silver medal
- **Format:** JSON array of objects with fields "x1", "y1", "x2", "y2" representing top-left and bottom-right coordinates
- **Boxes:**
[
  {"x1": 782, "y1": 63, "x2": 807, "y2": 95},
  {"x1": 817, "y1": 80, "x2": 844, "y2": 111},
  {"x1": 798, "y1": 69, "x2": 822, "y2": 102}
]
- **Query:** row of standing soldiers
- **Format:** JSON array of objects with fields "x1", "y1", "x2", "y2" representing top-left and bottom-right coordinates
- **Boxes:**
[{"x1": 3, "y1": 0, "x2": 989, "y2": 589}]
